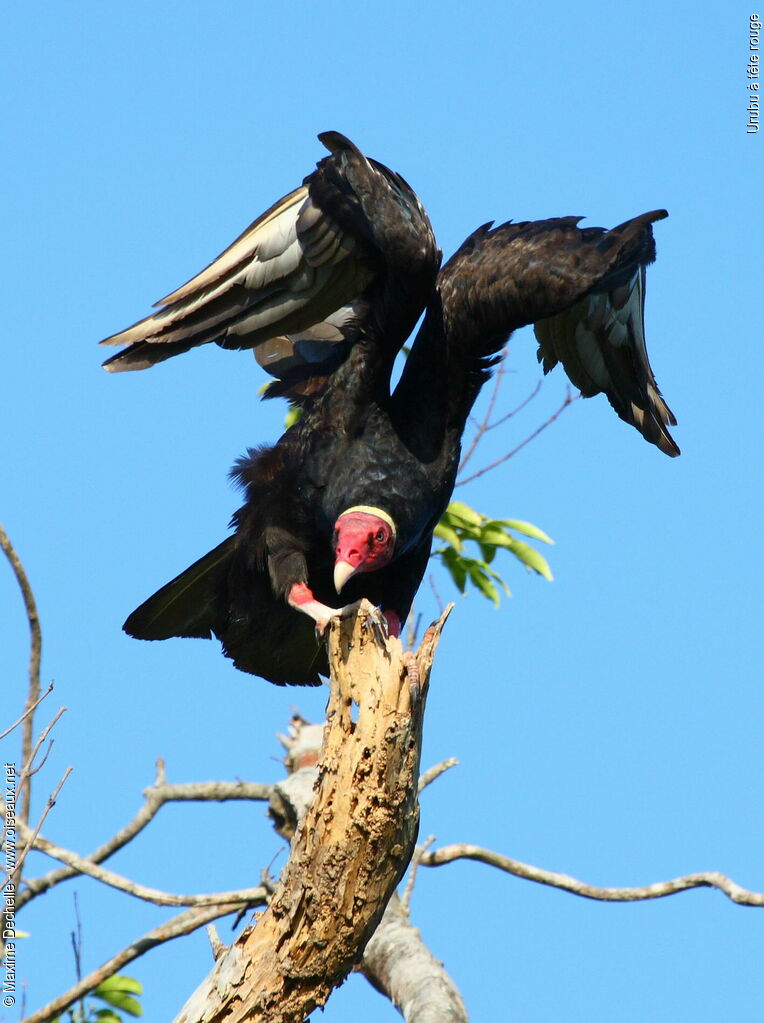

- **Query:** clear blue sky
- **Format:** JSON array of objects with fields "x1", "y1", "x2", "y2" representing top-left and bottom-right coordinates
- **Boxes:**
[{"x1": 3, "y1": 2, "x2": 762, "y2": 1020}]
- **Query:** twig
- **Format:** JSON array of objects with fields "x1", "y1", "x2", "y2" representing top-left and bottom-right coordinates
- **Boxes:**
[
  {"x1": 0, "y1": 523, "x2": 43, "y2": 826},
  {"x1": 20, "y1": 902, "x2": 254, "y2": 1023},
  {"x1": 19, "y1": 706, "x2": 67, "y2": 777},
  {"x1": 459, "y1": 370, "x2": 544, "y2": 474},
  {"x1": 418, "y1": 758, "x2": 459, "y2": 793},
  {"x1": 4, "y1": 706, "x2": 69, "y2": 857},
  {"x1": 421, "y1": 843, "x2": 764, "y2": 907},
  {"x1": 457, "y1": 387, "x2": 578, "y2": 486},
  {"x1": 0, "y1": 683, "x2": 54, "y2": 742},
  {"x1": 10, "y1": 768, "x2": 72, "y2": 887},
  {"x1": 427, "y1": 572, "x2": 444, "y2": 615},
  {"x1": 19, "y1": 821, "x2": 268, "y2": 908},
  {"x1": 71, "y1": 892, "x2": 84, "y2": 1018},
  {"x1": 17, "y1": 769, "x2": 271, "y2": 910},
  {"x1": 458, "y1": 348, "x2": 509, "y2": 473},
  {"x1": 206, "y1": 924, "x2": 229, "y2": 961},
  {"x1": 404, "y1": 604, "x2": 421, "y2": 651},
  {"x1": 400, "y1": 836, "x2": 435, "y2": 912},
  {"x1": 482, "y1": 378, "x2": 543, "y2": 435}
]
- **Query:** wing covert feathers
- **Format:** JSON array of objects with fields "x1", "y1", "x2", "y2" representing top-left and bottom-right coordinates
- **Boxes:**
[
  {"x1": 435, "y1": 209, "x2": 678, "y2": 455},
  {"x1": 100, "y1": 132, "x2": 438, "y2": 389}
]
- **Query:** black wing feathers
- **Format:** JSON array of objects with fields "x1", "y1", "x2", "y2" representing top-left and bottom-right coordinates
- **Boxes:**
[
  {"x1": 100, "y1": 132, "x2": 438, "y2": 400},
  {"x1": 430, "y1": 210, "x2": 677, "y2": 454},
  {"x1": 123, "y1": 538, "x2": 234, "y2": 642}
]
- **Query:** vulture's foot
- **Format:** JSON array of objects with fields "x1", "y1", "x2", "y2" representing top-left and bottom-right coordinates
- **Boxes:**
[{"x1": 403, "y1": 650, "x2": 422, "y2": 709}]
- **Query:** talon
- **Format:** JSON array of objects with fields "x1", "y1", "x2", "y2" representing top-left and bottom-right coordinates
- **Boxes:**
[
  {"x1": 365, "y1": 606, "x2": 390, "y2": 644},
  {"x1": 404, "y1": 651, "x2": 421, "y2": 707}
]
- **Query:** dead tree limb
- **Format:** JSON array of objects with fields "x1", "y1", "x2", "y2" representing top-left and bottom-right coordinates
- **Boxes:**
[
  {"x1": 0, "y1": 522, "x2": 42, "y2": 826},
  {"x1": 421, "y1": 844, "x2": 764, "y2": 907},
  {"x1": 15, "y1": 821, "x2": 269, "y2": 908},
  {"x1": 20, "y1": 901, "x2": 266, "y2": 1023},
  {"x1": 268, "y1": 716, "x2": 467, "y2": 1020},
  {"x1": 17, "y1": 768, "x2": 271, "y2": 911},
  {"x1": 173, "y1": 601, "x2": 450, "y2": 1023},
  {"x1": 359, "y1": 892, "x2": 468, "y2": 1023}
]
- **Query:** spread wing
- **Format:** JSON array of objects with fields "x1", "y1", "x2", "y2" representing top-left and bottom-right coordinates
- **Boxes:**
[
  {"x1": 427, "y1": 210, "x2": 678, "y2": 455},
  {"x1": 100, "y1": 132, "x2": 438, "y2": 397}
]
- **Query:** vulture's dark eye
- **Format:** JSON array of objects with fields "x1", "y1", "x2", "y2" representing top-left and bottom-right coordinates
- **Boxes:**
[{"x1": 376, "y1": 529, "x2": 386, "y2": 542}]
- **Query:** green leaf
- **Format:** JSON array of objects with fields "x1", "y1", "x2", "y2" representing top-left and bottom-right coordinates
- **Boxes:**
[
  {"x1": 433, "y1": 520, "x2": 463, "y2": 552},
  {"x1": 95, "y1": 994, "x2": 142, "y2": 1018},
  {"x1": 478, "y1": 542, "x2": 497, "y2": 564},
  {"x1": 93, "y1": 976, "x2": 143, "y2": 1018},
  {"x1": 95, "y1": 977, "x2": 143, "y2": 997},
  {"x1": 93, "y1": 1012, "x2": 123, "y2": 1023},
  {"x1": 478, "y1": 526, "x2": 520, "y2": 549},
  {"x1": 444, "y1": 500, "x2": 484, "y2": 528},
  {"x1": 433, "y1": 500, "x2": 553, "y2": 605},
  {"x1": 440, "y1": 546, "x2": 467, "y2": 593},
  {"x1": 497, "y1": 519, "x2": 554, "y2": 545},
  {"x1": 505, "y1": 539, "x2": 554, "y2": 581},
  {"x1": 465, "y1": 559, "x2": 500, "y2": 606}
]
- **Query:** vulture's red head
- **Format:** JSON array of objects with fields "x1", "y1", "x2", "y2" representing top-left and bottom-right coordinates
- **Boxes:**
[{"x1": 333, "y1": 506, "x2": 396, "y2": 593}]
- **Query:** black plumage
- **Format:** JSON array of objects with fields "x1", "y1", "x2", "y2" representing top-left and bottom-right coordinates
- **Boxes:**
[{"x1": 109, "y1": 134, "x2": 678, "y2": 685}]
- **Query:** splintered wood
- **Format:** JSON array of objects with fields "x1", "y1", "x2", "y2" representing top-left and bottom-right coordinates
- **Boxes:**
[{"x1": 174, "y1": 602, "x2": 449, "y2": 1023}]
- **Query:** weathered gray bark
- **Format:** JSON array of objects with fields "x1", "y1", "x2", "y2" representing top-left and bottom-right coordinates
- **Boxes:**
[
  {"x1": 173, "y1": 602, "x2": 448, "y2": 1023},
  {"x1": 360, "y1": 893, "x2": 469, "y2": 1023}
]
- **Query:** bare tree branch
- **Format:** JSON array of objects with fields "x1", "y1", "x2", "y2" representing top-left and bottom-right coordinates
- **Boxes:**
[
  {"x1": 206, "y1": 924, "x2": 229, "y2": 962},
  {"x1": 458, "y1": 348, "x2": 510, "y2": 473},
  {"x1": 421, "y1": 843, "x2": 764, "y2": 907},
  {"x1": 14, "y1": 704, "x2": 68, "y2": 791},
  {"x1": 458, "y1": 357, "x2": 549, "y2": 476},
  {"x1": 457, "y1": 388, "x2": 579, "y2": 486},
  {"x1": 146, "y1": 777, "x2": 272, "y2": 804},
  {"x1": 16, "y1": 820, "x2": 269, "y2": 908},
  {"x1": 0, "y1": 683, "x2": 54, "y2": 742},
  {"x1": 418, "y1": 758, "x2": 459, "y2": 793},
  {"x1": 3, "y1": 702, "x2": 69, "y2": 877},
  {"x1": 360, "y1": 892, "x2": 469, "y2": 1023},
  {"x1": 479, "y1": 378, "x2": 543, "y2": 436},
  {"x1": 8, "y1": 767, "x2": 72, "y2": 888},
  {"x1": 17, "y1": 766, "x2": 270, "y2": 910},
  {"x1": 0, "y1": 522, "x2": 42, "y2": 826},
  {"x1": 400, "y1": 836, "x2": 435, "y2": 913},
  {"x1": 20, "y1": 902, "x2": 260, "y2": 1023}
]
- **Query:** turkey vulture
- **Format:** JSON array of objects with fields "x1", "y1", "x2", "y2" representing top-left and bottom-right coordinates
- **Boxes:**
[{"x1": 104, "y1": 134, "x2": 678, "y2": 685}]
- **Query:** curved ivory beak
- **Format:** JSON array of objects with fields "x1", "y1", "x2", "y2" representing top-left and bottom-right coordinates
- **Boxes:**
[{"x1": 333, "y1": 559, "x2": 357, "y2": 594}]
